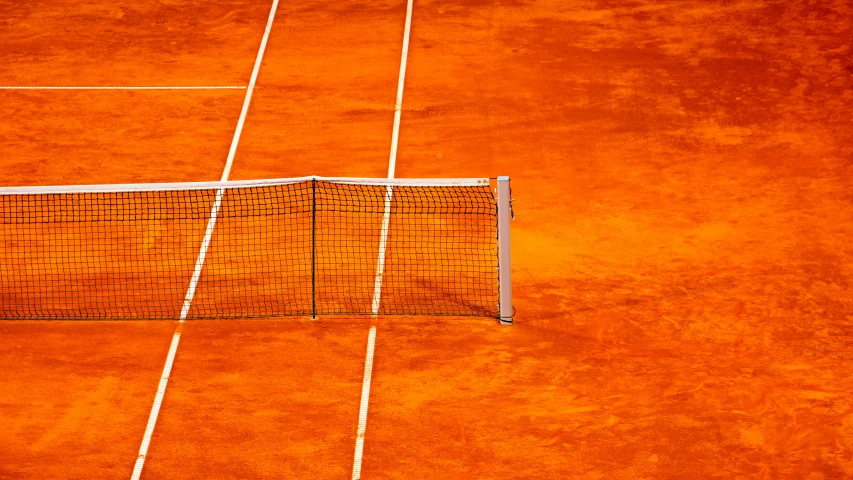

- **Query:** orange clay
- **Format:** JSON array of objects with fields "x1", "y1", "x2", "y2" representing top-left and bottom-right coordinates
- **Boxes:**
[{"x1": 1, "y1": 0, "x2": 852, "y2": 478}]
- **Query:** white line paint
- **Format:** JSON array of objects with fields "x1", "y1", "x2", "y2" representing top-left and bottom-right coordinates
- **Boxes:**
[
  {"x1": 130, "y1": 324, "x2": 183, "y2": 480},
  {"x1": 179, "y1": 188, "x2": 225, "y2": 319},
  {"x1": 368, "y1": 0, "x2": 413, "y2": 313},
  {"x1": 354, "y1": 0, "x2": 415, "y2": 477},
  {"x1": 369, "y1": 0, "x2": 414, "y2": 316},
  {"x1": 127, "y1": 166, "x2": 222, "y2": 476},
  {"x1": 219, "y1": 0, "x2": 280, "y2": 182},
  {"x1": 0, "y1": 177, "x2": 488, "y2": 195},
  {"x1": 130, "y1": 1, "x2": 280, "y2": 478},
  {"x1": 386, "y1": 0, "x2": 414, "y2": 179},
  {"x1": 370, "y1": 185, "x2": 393, "y2": 316},
  {"x1": 351, "y1": 326, "x2": 377, "y2": 480},
  {"x1": 0, "y1": 86, "x2": 246, "y2": 90}
]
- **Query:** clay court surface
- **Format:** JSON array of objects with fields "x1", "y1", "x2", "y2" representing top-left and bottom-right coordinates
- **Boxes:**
[{"x1": 1, "y1": 0, "x2": 853, "y2": 478}]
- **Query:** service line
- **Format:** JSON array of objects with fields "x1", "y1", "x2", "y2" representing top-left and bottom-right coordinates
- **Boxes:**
[
  {"x1": 129, "y1": 1, "x2": 281, "y2": 478},
  {"x1": 0, "y1": 86, "x2": 246, "y2": 90}
]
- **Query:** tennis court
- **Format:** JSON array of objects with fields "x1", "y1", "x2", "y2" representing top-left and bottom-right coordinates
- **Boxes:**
[{"x1": 2, "y1": 0, "x2": 852, "y2": 479}]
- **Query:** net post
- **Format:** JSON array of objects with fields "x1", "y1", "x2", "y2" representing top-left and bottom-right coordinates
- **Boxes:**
[
  {"x1": 497, "y1": 176, "x2": 513, "y2": 325},
  {"x1": 311, "y1": 179, "x2": 317, "y2": 320}
]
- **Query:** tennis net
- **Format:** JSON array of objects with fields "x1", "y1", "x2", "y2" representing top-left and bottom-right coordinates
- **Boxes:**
[{"x1": 0, "y1": 176, "x2": 512, "y2": 321}]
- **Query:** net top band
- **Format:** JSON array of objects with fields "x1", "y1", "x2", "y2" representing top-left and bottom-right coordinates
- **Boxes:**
[{"x1": 0, "y1": 176, "x2": 492, "y2": 195}]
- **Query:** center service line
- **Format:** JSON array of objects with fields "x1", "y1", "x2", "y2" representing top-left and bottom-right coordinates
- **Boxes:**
[
  {"x1": 130, "y1": 1, "x2": 281, "y2": 478},
  {"x1": 354, "y1": 0, "x2": 415, "y2": 478}
]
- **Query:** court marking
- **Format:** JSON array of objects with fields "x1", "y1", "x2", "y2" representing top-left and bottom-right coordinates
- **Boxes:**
[
  {"x1": 385, "y1": 0, "x2": 414, "y2": 180},
  {"x1": 130, "y1": 1, "x2": 281, "y2": 478},
  {"x1": 351, "y1": 326, "x2": 377, "y2": 480},
  {"x1": 370, "y1": 186, "x2": 394, "y2": 316},
  {"x1": 220, "y1": 0, "x2": 280, "y2": 181},
  {"x1": 369, "y1": 0, "x2": 414, "y2": 315},
  {"x1": 179, "y1": 189, "x2": 225, "y2": 319},
  {"x1": 356, "y1": 0, "x2": 415, "y2": 478},
  {"x1": 130, "y1": 324, "x2": 183, "y2": 480},
  {"x1": 0, "y1": 86, "x2": 246, "y2": 90}
]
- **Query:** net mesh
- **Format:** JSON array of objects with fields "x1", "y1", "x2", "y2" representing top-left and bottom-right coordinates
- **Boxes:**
[{"x1": 0, "y1": 179, "x2": 498, "y2": 319}]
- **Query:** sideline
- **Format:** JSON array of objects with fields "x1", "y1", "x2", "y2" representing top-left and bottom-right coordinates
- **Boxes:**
[
  {"x1": 129, "y1": 1, "x2": 281, "y2": 478},
  {"x1": 354, "y1": 0, "x2": 415, "y2": 478}
]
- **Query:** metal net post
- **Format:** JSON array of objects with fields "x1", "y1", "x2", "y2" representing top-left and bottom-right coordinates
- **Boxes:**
[{"x1": 497, "y1": 176, "x2": 513, "y2": 324}]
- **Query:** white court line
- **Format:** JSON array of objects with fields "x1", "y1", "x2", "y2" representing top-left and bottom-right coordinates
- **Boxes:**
[
  {"x1": 351, "y1": 326, "x2": 377, "y2": 480},
  {"x1": 0, "y1": 86, "x2": 246, "y2": 90},
  {"x1": 130, "y1": 1, "x2": 281, "y2": 478},
  {"x1": 385, "y1": 0, "x2": 414, "y2": 180},
  {"x1": 354, "y1": 0, "x2": 415, "y2": 478},
  {"x1": 179, "y1": 189, "x2": 225, "y2": 319},
  {"x1": 369, "y1": 0, "x2": 414, "y2": 316},
  {"x1": 370, "y1": 187, "x2": 394, "y2": 316},
  {"x1": 219, "y1": 0, "x2": 280, "y2": 181},
  {"x1": 129, "y1": 324, "x2": 183, "y2": 480}
]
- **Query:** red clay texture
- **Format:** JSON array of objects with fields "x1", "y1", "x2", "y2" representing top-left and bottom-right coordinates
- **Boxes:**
[
  {"x1": 1, "y1": 0, "x2": 852, "y2": 478},
  {"x1": 0, "y1": 322, "x2": 176, "y2": 480}
]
